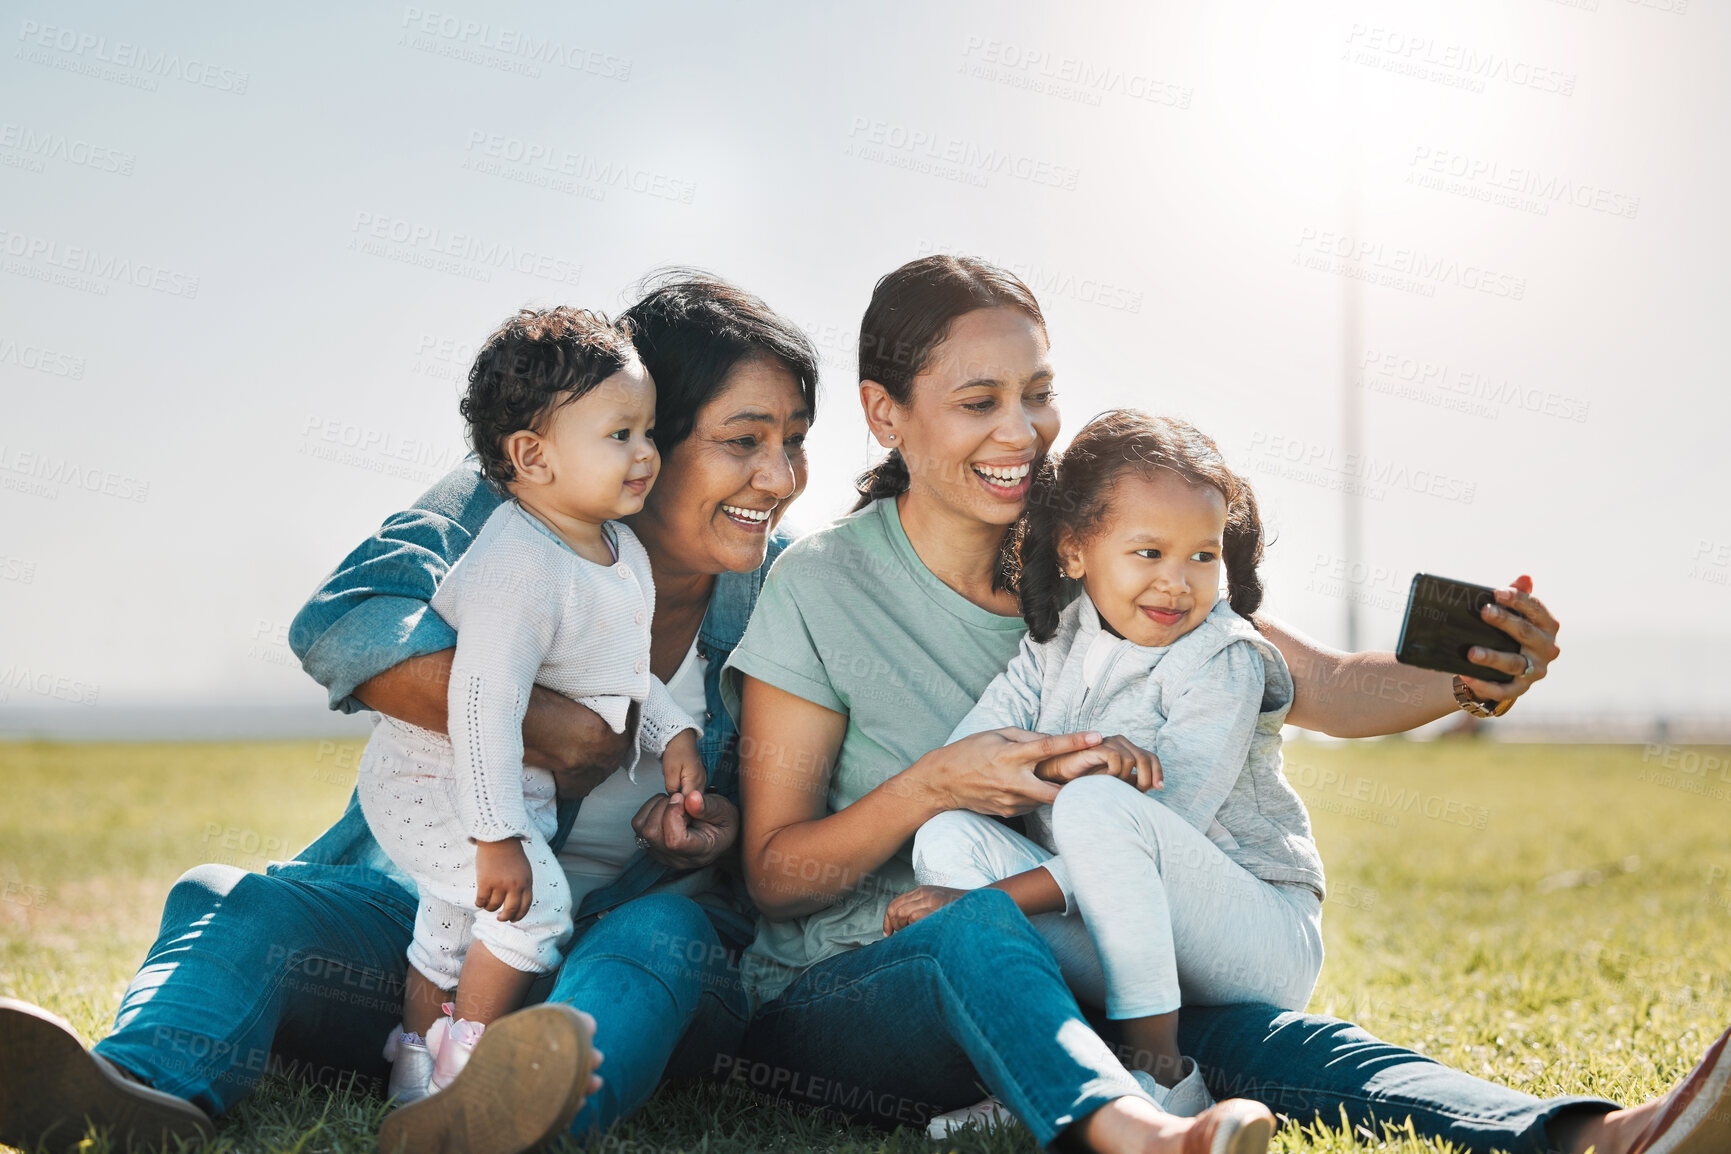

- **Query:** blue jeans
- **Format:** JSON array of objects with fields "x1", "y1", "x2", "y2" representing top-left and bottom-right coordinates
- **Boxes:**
[
  {"x1": 551, "y1": 893, "x2": 749, "y2": 1135},
  {"x1": 741, "y1": 889, "x2": 1616, "y2": 1154},
  {"x1": 739, "y1": 889, "x2": 1146, "y2": 1148},
  {"x1": 1170, "y1": 1006, "x2": 1616, "y2": 1154},
  {"x1": 93, "y1": 863, "x2": 749, "y2": 1137}
]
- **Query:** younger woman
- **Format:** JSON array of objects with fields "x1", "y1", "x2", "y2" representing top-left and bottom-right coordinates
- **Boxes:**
[
  {"x1": 361, "y1": 308, "x2": 703, "y2": 1104},
  {"x1": 896, "y1": 409, "x2": 1326, "y2": 1118}
]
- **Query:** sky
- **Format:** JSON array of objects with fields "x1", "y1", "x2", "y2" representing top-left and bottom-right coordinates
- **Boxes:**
[{"x1": 1, "y1": 0, "x2": 1727, "y2": 737}]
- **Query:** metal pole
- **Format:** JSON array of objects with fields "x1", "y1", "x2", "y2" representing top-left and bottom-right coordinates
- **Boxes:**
[{"x1": 1340, "y1": 68, "x2": 1364, "y2": 652}]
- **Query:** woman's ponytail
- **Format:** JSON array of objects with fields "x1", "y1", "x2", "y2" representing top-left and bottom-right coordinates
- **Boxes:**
[{"x1": 851, "y1": 447, "x2": 911, "y2": 511}]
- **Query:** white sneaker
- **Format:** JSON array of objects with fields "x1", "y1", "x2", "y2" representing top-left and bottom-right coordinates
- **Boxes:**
[
  {"x1": 925, "y1": 1095, "x2": 1018, "y2": 1138},
  {"x1": 381, "y1": 1025, "x2": 434, "y2": 1106},
  {"x1": 1130, "y1": 1057, "x2": 1216, "y2": 1117}
]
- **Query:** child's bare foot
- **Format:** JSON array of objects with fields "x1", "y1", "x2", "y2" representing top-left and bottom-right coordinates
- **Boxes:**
[{"x1": 377, "y1": 1002, "x2": 601, "y2": 1154}]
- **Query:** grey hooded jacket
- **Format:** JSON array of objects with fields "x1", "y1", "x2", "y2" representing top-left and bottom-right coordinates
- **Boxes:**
[{"x1": 948, "y1": 592, "x2": 1326, "y2": 902}]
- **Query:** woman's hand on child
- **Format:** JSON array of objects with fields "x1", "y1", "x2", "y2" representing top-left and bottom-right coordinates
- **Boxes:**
[
  {"x1": 661, "y1": 729, "x2": 709, "y2": 797},
  {"x1": 475, "y1": 838, "x2": 535, "y2": 922},
  {"x1": 923, "y1": 729, "x2": 1102, "y2": 817},
  {"x1": 1036, "y1": 734, "x2": 1163, "y2": 792},
  {"x1": 883, "y1": 885, "x2": 967, "y2": 936}
]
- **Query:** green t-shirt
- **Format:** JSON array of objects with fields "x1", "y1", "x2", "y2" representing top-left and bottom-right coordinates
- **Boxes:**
[{"x1": 722, "y1": 497, "x2": 1028, "y2": 1004}]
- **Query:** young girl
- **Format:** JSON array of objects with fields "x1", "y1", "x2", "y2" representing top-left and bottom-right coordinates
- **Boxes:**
[
  {"x1": 359, "y1": 307, "x2": 705, "y2": 1104},
  {"x1": 893, "y1": 409, "x2": 1326, "y2": 1118}
]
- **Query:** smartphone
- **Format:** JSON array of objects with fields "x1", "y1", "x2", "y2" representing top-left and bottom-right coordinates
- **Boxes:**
[{"x1": 1394, "y1": 574, "x2": 1519, "y2": 684}]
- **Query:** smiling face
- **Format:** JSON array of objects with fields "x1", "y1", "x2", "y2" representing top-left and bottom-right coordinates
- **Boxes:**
[
  {"x1": 509, "y1": 358, "x2": 660, "y2": 524},
  {"x1": 627, "y1": 354, "x2": 811, "y2": 577},
  {"x1": 1060, "y1": 468, "x2": 1228, "y2": 647},
  {"x1": 865, "y1": 306, "x2": 1059, "y2": 531}
]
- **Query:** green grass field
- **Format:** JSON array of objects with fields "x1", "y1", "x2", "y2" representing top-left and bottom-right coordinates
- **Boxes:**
[{"x1": 3, "y1": 737, "x2": 1730, "y2": 1154}]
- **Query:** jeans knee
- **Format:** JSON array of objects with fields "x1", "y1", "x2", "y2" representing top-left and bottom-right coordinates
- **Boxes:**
[
  {"x1": 161, "y1": 868, "x2": 326, "y2": 978},
  {"x1": 924, "y1": 888, "x2": 1034, "y2": 956},
  {"x1": 600, "y1": 893, "x2": 713, "y2": 951},
  {"x1": 167, "y1": 863, "x2": 251, "y2": 907},
  {"x1": 909, "y1": 888, "x2": 1065, "y2": 997}
]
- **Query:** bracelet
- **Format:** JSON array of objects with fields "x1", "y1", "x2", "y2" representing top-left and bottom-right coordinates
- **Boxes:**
[{"x1": 1453, "y1": 675, "x2": 1514, "y2": 718}]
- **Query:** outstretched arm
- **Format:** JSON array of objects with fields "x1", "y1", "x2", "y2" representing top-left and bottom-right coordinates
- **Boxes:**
[{"x1": 1263, "y1": 577, "x2": 1560, "y2": 738}]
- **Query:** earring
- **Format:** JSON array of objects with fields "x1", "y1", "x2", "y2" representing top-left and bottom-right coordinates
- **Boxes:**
[{"x1": 886, "y1": 434, "x2": 896, "y2": 443}]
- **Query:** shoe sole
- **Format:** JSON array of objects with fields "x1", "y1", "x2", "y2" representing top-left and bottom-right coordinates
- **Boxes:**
[
  {"x1": 377, "y1": 1003, "x2": 595, "y2": 1154},
  {"x1": 0, "y1": 997, "x2": 215, "y2": 1152},
  {"x1": 1205, "y1": 1100, "x2": 1276, "y2": 1154},
  {"x1": 1633, "y1": 1025, "x2": 1731, "y2": 1154}
]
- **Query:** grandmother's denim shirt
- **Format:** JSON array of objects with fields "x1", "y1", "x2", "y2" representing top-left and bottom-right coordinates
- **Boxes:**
[{"x1": 279, "y1": 457, "x2": 786, "y2": 950}]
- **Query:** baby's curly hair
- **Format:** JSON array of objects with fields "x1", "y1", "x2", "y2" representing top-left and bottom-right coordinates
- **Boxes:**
[{"x1": 460, "y1": 306, "x2": 638, "y2": 491}]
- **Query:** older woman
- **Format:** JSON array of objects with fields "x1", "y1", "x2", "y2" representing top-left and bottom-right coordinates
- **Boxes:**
[
  {"x1": 726, "y1": 254, "x2": 1729, "y2": 1154},
  {"x1": 0, "y1": 273, "x2": 818, "y2": 1154}
]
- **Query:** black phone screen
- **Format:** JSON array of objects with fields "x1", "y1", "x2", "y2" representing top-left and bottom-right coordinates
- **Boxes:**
[{"x1": 1394, "y1": 574, "x2": 1519, "y2": 684}]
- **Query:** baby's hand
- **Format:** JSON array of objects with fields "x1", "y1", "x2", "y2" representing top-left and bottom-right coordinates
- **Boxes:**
[
  {"x1": 475, "y1": 838, "x2": 534, "y2": 922},
  {"x1": 1038, "y1": 735, "x2": 1162, "y2": 792},
  {"x1": 1099, "y1": 735, "x2": 1162, "y2": 791},
  {"x1": 662, "y1": 729, "x2": 707, "y2": 798}
]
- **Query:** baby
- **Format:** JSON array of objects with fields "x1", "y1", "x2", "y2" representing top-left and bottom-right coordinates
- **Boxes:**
[{"x1": 358, "y1": 307, "x2": 703, "y2": 1103}]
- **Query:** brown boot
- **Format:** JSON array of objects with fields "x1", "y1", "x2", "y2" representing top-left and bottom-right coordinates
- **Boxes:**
[
  {"x1": 0, "y1": 997, "x2": 216, "y2": 1152},
  {"x1": 376, "y1": 1003, "x2": 596, "y2": 1154},
  {"x1": 1180, "y1": 1097, "x2": 1276, "y2": 1154}
]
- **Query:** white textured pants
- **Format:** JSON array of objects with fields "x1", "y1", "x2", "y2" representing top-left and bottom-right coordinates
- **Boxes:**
[
  {"x1": 913, "y1": 774, "x2": 1323, "y2": 1020},
  {"x1": 357, "y1": 722, "x2": 572, "y2": 989}
]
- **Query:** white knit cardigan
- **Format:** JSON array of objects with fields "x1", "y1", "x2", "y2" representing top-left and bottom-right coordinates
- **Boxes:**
[{"x1": 429, "y1": 501, "x2": 697, "y2": 843}]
